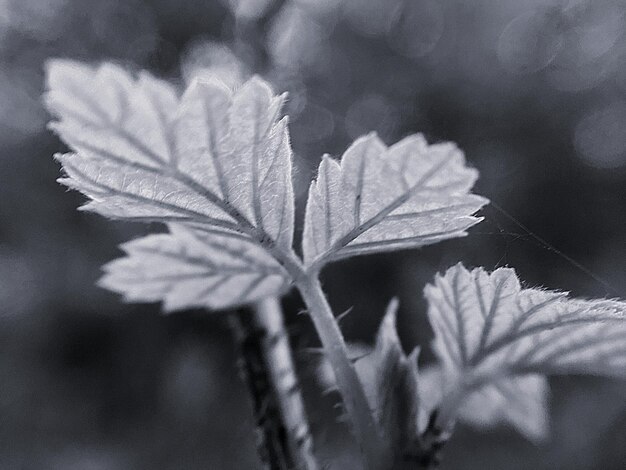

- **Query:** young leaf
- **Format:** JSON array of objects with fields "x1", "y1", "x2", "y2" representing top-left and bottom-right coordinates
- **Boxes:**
[
  {"x1": 99, "y1": 224, "x2": 289, "y2": 312},
  {"x1": 353, "y1": 299, "x2": 420, "y2": 456},
  {"x1": 422, "y1": 263, "x2": 626, "y2": 437},
  {"x1": 45, "y1": 60, "x2": 295, "y2": 251},
  {"x1": 302, "y1": 133, "x2": 487, "y2": 268}
]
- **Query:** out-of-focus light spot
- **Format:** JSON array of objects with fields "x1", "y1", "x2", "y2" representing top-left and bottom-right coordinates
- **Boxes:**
[
  {"x1": 497, "y1": 9, "x2": 563, "y2": 74},
  {"x1": 575, "y1": 2, "x2": 624, "y2": 60},
  {"x1": 0, "y1": 0, "x2": 69, "y2": 42},
  {"x1": 343, "y1": 0, "x2": 401, "y2": 37},
  {"x1": 268, "y1": 3, "x2": 326, "y2": 71},
  {"x1": 574, "y1": 101, "x2": 626, "y2": 168},
  {"x1": 225, "y1": 0, "x2": 274, "y2": 21},
  {"x1": 0, "y1": 67, "x2": 46, "y2": 143},
  {"x1": 182, "y1": 40, "x2": 248, "y2": 87},
  {"x1": 386, "y1": 0, "x2": 444, "y2": 59},
  {"x1": 290, "y1": 103, "x2": 334, "y2": 144},
  {"x1": 546, "y1": 1, "x2": 625, "y2": 91},
  {"x1": 345, "y1": 94, "x2": 399, "y2": 141}
]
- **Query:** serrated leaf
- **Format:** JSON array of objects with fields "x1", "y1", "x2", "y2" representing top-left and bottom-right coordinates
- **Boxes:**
[
  {"x1": 45, "y1": 60, "x2": 296, "y2": 310},
  {"x1": 353, "y1": 299, "x2": 420, "y2": 455},
  {"x1": 422, "y1": 263, "x2": 626, "y2": 438},
  {"x1": 425, "y1": 264, "x2": 626, "y2": 377},
  {"x1": 302, "y1": 133, "x2": 487, "y2": 268},
  {"x1": 45, "y1": 60, "x2": 295, "y2": 250},
  {"x1": 99, "y1": 224, "x2": 289, "y2": 312}
]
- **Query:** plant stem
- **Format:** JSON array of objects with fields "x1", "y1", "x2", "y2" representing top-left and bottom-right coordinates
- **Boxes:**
[
  {"x1": 416, "y1": 416, "x2": 451, "y2": 470},
  {"x1": 230, "y1": 310, "x2": 293, "y2": 469},
  {"x1": 297, "y1": 276, "x2": 392, "y2": 470},
  {"x1": 231, "y1": 299, "x2": 318, "y2": 470},
  {"x1": 254, "y1": 297, "x2": 319, "y2": 470}
]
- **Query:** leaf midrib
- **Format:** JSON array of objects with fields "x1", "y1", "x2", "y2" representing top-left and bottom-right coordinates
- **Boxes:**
[{"x1": 308, "y1": 149, "x2": 456, "y2": 270}]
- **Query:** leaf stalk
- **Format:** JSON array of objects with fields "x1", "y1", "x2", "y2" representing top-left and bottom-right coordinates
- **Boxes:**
[{"x1": 296, "y1": 276, "x2": 392, "y2": 470}]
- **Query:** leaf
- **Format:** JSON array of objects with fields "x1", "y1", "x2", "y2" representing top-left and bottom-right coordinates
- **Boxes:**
[
  {"x1": 457, "y1": 374, "x2": 549, "y2": 442},
  {"x1": 45, "y1": 60, "x2": 297, "y2": 309},
  {"x1": 353, "y1": 299, "x2": 420, "y2": 455},
  {"x1": 417, "y1": 367, "x2": 549, "y2": 442},
  {"x1": 99, "y1": 224, "x2": 289, "y2": 312},
  {"x1": 45, "y1": 60, "x2": 295, "y2": 251},
  {"x1": 425, "y1": 264, "x2": 626, "y2": 377},
  {"x1": 422, "y1": 263, "x2": 626, "y2": 438},
  {"x1": 302, "y1": 133, "x2": 487, "y2": 268}
]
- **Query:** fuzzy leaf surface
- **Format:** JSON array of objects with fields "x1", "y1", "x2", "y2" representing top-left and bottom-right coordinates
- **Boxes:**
[
  {"x1": 99, "y1": 224, "x2": 289, "y2": 312},
  {"x1": 46, "y1": 60, "x2": 295, "y2": 250},
  {"x1": 302, "y1": 133, "x2": 487, "y2": 267},
  {"x1": 422, "y1": 263, "x2": 626, "y2": 438}
]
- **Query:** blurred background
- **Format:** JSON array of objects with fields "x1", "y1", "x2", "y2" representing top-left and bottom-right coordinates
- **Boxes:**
[{"x1": 0, "y1": 0, "x2": 625, "y2": 468}]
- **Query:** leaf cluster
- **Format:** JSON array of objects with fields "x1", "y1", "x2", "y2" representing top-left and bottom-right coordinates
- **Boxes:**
[{"x1": 46, "y1": 60, "x2": 626, "y2": 468}]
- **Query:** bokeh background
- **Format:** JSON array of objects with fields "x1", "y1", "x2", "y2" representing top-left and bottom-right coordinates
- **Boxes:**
[{"x1": 1, "y1": 0, "x2": 625, "y2": 468}]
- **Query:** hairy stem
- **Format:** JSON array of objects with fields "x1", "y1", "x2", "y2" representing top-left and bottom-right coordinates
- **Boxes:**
[
  {"x1": 230, "y1": 309, "x2": 294, "y2": 470},
  {"x1": 254, "y1": 297, "x2": 319, "y2": 470},
  {"x1": 297, "y1": 276, "x2": 392, "y2": 470},
  {"x1": 230, "y1": 299, "x2": 317, "y2": 470}
]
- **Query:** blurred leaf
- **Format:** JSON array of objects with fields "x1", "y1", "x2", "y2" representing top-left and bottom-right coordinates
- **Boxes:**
[
  {"x1": 302, "y1": 133, "x2": 487, "y2": 268},
  {"x1": 457, "y1": 374, "x2": 549, "y2": 442},
  {"x1": 422, "y1": 263, "x2": 626, "y2": 439},
  {"x1": 418, "y1": 367, "x2": 549, "y2": 442},
  {"x1": 353, "y1": 299, "x2": 420, "y2": 456}
]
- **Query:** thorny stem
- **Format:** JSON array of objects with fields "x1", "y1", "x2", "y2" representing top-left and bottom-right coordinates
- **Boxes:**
[
  {"x1": 253, "y1": 246, "x2": 391, "y2": 467},
  {"x1": 254, "y1": 297, "x2": 319, "y2": 470},
  {"x1": 230, "y1": 300, "x2": 318, "y2": 470},
  {"x1": 230, "y1": 310, "x2": 294, "y2": 469},
  {"x1": 296, "y1": 276, "x2": 392, "y2": 470}
]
